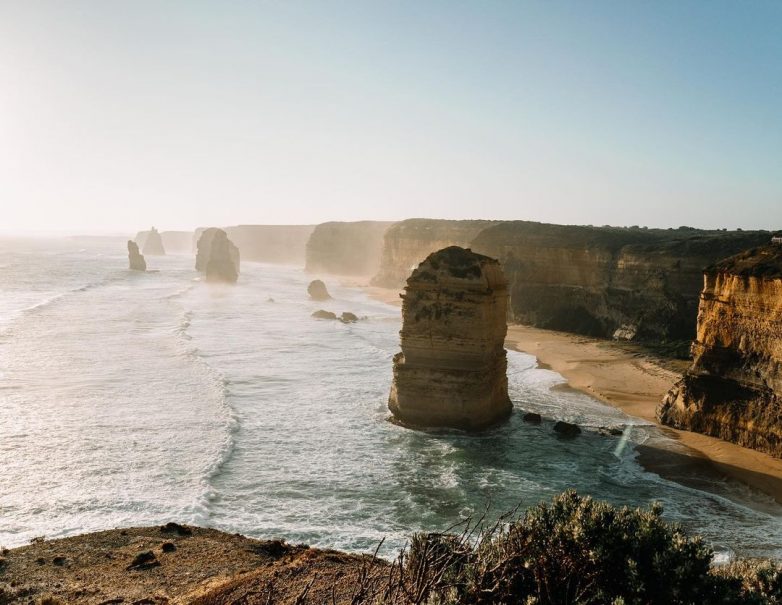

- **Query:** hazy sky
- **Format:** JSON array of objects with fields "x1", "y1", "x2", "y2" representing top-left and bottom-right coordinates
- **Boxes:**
[{"x1": 1, "y1": 1, "x2": 780, "y2": 233}]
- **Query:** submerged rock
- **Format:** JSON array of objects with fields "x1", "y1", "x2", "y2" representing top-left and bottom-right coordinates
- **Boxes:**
[
  {"x1": 141, "y1": 227, "x2": 165, "y2": 256},
  {"x1": 308, "y1": 279, "x2": 331, "y2": 301},
  {"x1": 553, "y1": 421, "x2": 581, "y2": 438},
  {"x1": 388, "y1": 246, "x2": 512, "y2": 431},
  {"x1": 127, "y1": 240, "x2": 146, "y2": 271},
  {"x1": 195, "y1": 228, "x2": 240, "y2": 283},
  {"x1": 523, "y1": 412, "x2": 542, "y2": 424},
  {"x1": 658, "y1": 245, "x2": 782, "y2": 457},
  {"x1": 340, "y1": 312, "x2": 358, "y2": 323},
  {"x1": 312, "y1": 310, "x2": 338, "y2": 320}
]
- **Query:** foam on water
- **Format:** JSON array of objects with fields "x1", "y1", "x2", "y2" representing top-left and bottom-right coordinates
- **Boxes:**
[{"x1": 1, "y1": 237, "x2": 782, "y2": 561}]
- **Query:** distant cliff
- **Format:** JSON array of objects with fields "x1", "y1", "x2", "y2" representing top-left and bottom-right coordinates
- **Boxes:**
[
  {"x1": 471, "y1": 222, "x2": 769, "y2": 346},
  {"x1": 658, "y1": 245, "x2": 782, "y2": 456},
  {"x1": 193, "y1": 225, "x2": 315, "y2": 265},
  {"x1": 371, "y1": 219, "x2": 500, "y2": 287},
  {"x1": 305, "y1": 221, "x2": 394, "y2": 276},
  {"x1": 135, "y1": 230, "x2": 191, "y2": 254}
]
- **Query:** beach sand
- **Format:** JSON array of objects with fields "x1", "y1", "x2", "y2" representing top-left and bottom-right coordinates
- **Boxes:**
[{"x1": 362, "y1": 284, "x2": 782, "y2": 506}]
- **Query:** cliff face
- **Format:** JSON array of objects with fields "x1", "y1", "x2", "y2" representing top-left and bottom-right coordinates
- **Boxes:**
[
  {"x1": 388, "y1": 246, "x2": 512, "y2": 430},
  {"x1": 305, "y1": 221, "x2": 394, "y2": 276},
  {"x1": 470, "y1": 222, "x2": 769, "y2": 345},
  {"x1": 658, "y1": 245, "x2": 782, "y2": 456},
  {"x1": 193, "y1": 225, "x2": 315, "y2": 265},
  {"x1": 371, "y1": 219, "x2": 500, "y2": 288},
  {"x1": 196, "y1": 228, "x2": 240, "y2": 282},
  {"x1": 141, "y1": 227, "x2": 166, "y2": 256},
  {"x1": 127, "y1": 240, "x2": 146, "y2": 271}
]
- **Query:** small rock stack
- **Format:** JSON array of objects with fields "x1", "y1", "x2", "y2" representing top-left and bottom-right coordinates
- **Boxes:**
[
  {"x1": 127, "y1": 240, "x2": 146, "y2": 271},
  {"x1": 388, "y1": 246, "x2": 512, "y2": 430}
]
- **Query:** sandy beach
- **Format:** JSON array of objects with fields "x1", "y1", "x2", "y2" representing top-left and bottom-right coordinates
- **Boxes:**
[{"x1": 363, "y1": 284, "x2": 782, "y2": 507}]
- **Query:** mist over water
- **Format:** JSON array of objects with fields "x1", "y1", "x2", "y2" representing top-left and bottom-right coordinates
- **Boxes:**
[{"x1": 1, "y1": 237, "x2": 782, "y2": 560}]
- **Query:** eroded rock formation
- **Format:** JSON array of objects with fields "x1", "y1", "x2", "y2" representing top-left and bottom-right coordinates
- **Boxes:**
[
  {"x1": 141, "y1": 227, "x2": 166, "y2": 256},
  {"x1": 388, "y1": 246, "x2": 512, "y2": 430},
  {"x1": 127, "y1": 240, "x2": 146, "y2": 271},
  {"x1": 308, "y1": 280, "x2": 331, "y2": 301},
  {"x1": 658, "y1": 245, "x2": 782, "y2": 456},
  {"x1": 196, "y1": 228, "x2": 240, "y2": 282},
  {"x1": 305, "y1": 221, "x2": 394, "y2": 276}
]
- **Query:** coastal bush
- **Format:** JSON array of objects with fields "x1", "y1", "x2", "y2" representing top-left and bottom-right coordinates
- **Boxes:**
[{"x1": 357, "y1": 491, "x2": 779, "y2": 605}]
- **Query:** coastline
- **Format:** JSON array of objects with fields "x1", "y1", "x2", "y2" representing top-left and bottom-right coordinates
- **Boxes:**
[{"x1": 362, "y1": 284, "x2": 782, "y2": 507}]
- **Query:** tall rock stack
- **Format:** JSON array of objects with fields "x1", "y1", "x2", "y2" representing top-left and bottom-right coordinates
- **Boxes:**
[
  {"x1": 658, "y1": 244, "x2": 782, "y2": 456},
  {"x1": 127, "y1": 240, "x2": 146, "y2": 271},
  {"x1": 141, "y1": 227, "x2": 166, "y2": 256},
  {"x1": 388, "y1": 246, "x2": 512, "y2": 430},
  {"x1": 196, "y1": 228, "x2": 240, "y2": 283}
]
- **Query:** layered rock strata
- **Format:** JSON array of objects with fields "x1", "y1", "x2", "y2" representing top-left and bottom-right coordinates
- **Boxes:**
[
  {"x1": 141, "y1": 227, "x2": 166, "y2": 256},
  {"x1": 127, "y1": 240, "x2": 146, "y2": 271},
  {"x1": 305, "y1": 221, "x2": 394, "y2": 275},
  {"x1": 658, "y1": 245, "x2": 782, "y2": 456},
  {"x1": 388, "y1": 246, "x2": 512, "y2": 430},
  {"x1": 196, "y1": 228, "x2": 240, "y2": 282}
]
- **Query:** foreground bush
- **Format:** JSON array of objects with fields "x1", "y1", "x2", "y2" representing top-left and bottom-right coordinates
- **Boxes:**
[{"x1": 348, "y1": 491, "x2": 782, "y2": 604}]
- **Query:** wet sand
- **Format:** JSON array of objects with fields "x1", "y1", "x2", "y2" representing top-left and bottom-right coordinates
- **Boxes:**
[{"x1": 361, "y1": 284, "x2": 782, "y2": 506}]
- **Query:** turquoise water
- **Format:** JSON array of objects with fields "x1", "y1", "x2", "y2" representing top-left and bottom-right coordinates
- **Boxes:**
[{"x1": 1, "y1": 236, "x2": 781, "y2": 560}]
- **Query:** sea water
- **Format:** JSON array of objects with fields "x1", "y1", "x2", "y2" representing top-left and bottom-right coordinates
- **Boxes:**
[{"x1": 1, "y1": 236, "x2": 781, "y2": 560}]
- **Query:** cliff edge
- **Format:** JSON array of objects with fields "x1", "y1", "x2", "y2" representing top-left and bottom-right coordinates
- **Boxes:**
[{"x1": 658, "y1": 245, "x2": 782, "y2": 456}]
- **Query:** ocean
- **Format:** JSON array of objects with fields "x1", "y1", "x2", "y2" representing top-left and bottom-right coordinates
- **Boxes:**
[{"x1": 1, "y1": 236, "x2": 781, "y2": 560}]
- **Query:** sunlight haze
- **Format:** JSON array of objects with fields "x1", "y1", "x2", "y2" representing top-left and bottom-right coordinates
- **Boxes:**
[{"x1": 1, "y1": 1, "x2": 780, "y2": 232}]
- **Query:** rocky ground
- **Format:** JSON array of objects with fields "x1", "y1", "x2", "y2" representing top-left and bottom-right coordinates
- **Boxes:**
[{"x1": 0, "y1": 525, "x2": 386, "y2": 604}]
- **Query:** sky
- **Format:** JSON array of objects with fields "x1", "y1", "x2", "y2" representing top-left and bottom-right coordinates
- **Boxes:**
[{"x1": 0, "y1": 1, "x2": 780, "y2": 233}]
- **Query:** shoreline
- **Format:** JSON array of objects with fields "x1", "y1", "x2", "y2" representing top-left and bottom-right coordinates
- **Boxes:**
[{"x1": 361, "y1": 284, "x2": 782, "y2": 508}]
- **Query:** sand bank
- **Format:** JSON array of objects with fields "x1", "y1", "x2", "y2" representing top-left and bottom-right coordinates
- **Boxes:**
[{"x1": 507, "y1": 325, "x2": 782, "y2": 506}]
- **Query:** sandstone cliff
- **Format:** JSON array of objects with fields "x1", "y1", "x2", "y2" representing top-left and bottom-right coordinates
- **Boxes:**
[
  {"x1": 305, "y1": 221, "x2": 394, "y2": 275},
  {"x1": 140, "y1": 227, "x2": 166, "y2": 256},
  {"x1": 194, "y1": 225, "x2": 315, "y2": 265},
  {"x1": 658, "y1": 245, "x2": 782, "y2": 456},
  {"x1": 196, "y1": 228, "x2": 240, "y2": 282},
  {"x1": 127, "y1": 240, "x2": 146, "y2": 271},
  {"x1": 371, "y1": 219, "x2": 500, "y2": 288},
  {"x1": 472, "y1": 222, "x2": 768, "y2": 347},
  {"x1": 388, "y1": 246, "x2": 512, "y2": 430}
]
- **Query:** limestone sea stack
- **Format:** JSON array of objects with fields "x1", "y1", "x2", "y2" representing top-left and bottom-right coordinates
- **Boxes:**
[
  {"x1": 658, "y1": 244, "x2": 782, "y2": 456},
  {"x1": 127, "y1": 240, "x2": 146, "y2": 271},
  {"x1": 388, "y1": 246, "x2": 512, "y2": 430},
  {"x1": 141, "y1": 227, "x2": 166, "y2": 256},
  {"x1": 195, "y1": 228, "x2": 240, "y2": 282}
]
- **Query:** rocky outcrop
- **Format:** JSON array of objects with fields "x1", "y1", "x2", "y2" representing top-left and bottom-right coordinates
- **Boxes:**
[
  {"x1": 312, "y1": 310, "x2": 338, "y2": 320},
  {"x1": 388, "y1": 246, "x2": 512, "y2": 430},
  {"x1": 141, "y1": 227, "x2": 166, "y2": 256},
  {"x1": 127, "y1": 240, "x2": 146, "y2": 271},
  {"x1": 658, "y1": 245, "x2": 782, "y2": 456},
  {"x1": 471, "y1": 222, "x2": 769, "y2": 347},
  {"x1": 305, "y1": 221, "x2": 394, "y2": 276},
  {"x1": 196, "y1": 228, "x2": 240, "y2": 282},
  {"x1": 194, "y1": 225, "x2": 315, "y2": 265},
  {"x1": 308, "y1": 279, "x2": 331, "y2": 301},
  {"x1": 371, "y1": 219, "x2": 500, "y2": 288}
]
